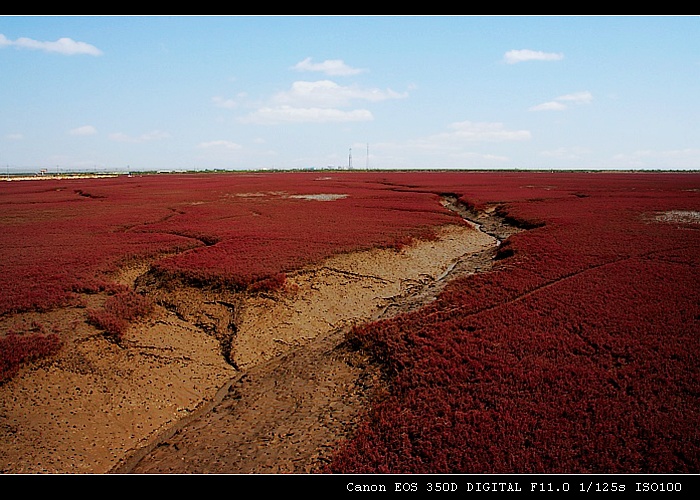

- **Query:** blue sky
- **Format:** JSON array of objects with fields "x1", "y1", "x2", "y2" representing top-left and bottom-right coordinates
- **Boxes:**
[{"x1": 1, "y1": 15, "x2": 698, "y2": 172}]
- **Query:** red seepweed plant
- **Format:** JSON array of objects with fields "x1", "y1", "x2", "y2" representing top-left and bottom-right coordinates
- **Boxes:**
[
  {"x1": 0, "y1": 323, "x2": 62, "y2": 383},
  {"x1": 87, "y1": 290, "x2": 154, "y2": 343},
  {"x1": 326, "y1": 172, "x2": 700, "y2": 473},
  {"x1": 1, "y1": 171, "x2": 699, "y2": 473}
]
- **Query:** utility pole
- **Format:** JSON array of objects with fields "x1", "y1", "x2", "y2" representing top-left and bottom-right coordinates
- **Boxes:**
[{"x1": 366, "y1": 143, "x2": 369, "y2": 170}]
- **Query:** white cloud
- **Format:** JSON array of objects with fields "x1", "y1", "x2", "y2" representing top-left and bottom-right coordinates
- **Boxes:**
[
  {"x1": 371, "y1": 138, "x2": 514, "y2": 169},
  {"x1": 529, "y1": 101, "x2": 567, "y2": 111},
  {"x1": 436, "y1": 121, "x2": 532, "y2": 142},
  {"x1": 444, "y1": 151, "x2": 510, "y2": 163},
  {"x1": 611, "y1": 148, "x2": 700, "y2": 169},
  {"x1": 108, "y1": 130, "x2": 170, "y2": 143},
  {"x1": 198, "y1": 140, "x2": 242, "y2": 150},
  {"x1": 0, "y1": 33, "x2": 102, "y2": 56},
  {"x1": 504, "y1": 49, "x2": 564, "y2": 64},
  {"x1": 539, "y1": 146, "x2": 591, "y2": 159},
  {"x1": 556, "y1": 91, "x2": 593, "y2": 103},
  {"x1": 292, "y1": 57, "x2": 366, "y2": 76},
  {"x1": 212, "y1": 96, "x2": 238, "y2": 109},
  {"x1": 273, "y1": 80, "x2": 408, "y2": 108},
  {"x1": 530, "y1": 91, "x2": 593, "y2": 111},
  {"x1": 240, "y1": 79, "x2": 406, "y2": 124},
  {"x1": 378, "y1": 121, "x2": 530, "y2": 153},
  {"x1": 68, "y1": 125, "x2": 97, "y2": 136},
  {"x1": 242, "y1": 106, "x2": 373, "y2": 124},
  {"x1": 5, "y1": 133, "x2": 23, "y2": 140},
  {"x1": 368, "y1": 120, "x2": 530, "y2": 168}
]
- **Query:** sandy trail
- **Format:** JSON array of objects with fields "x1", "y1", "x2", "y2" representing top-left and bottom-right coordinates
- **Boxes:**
[{"x1": 1, "y1": 206, "x2": 509, "y2": 474}]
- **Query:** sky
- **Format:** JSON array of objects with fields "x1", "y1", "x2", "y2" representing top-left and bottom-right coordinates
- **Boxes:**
[{"x1": 1, "y1": 15, "x2": 699, "y2": 172}]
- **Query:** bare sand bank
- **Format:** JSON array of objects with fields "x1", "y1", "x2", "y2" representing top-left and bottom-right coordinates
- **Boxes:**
[{"x1": 1, "y1": 220, "x2": 498, "y2": 474}]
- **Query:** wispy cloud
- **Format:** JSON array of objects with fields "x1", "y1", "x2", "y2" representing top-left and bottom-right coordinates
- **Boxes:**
[
  {"x1": 68, "y1": 125, "x2": 98, "y2": 136},
  {"x1": 378, "y1": 120, "x2": 531, "y2": 153},
  {"x1": 539, "y1": 146, "x2": 591, "y2": 159},
  {"x1": 611, "y1": 148, "x2": 700, "y2": 169},
  {"x1": 530, "y1": 91, "x2": 593, "y2": 111},
  {"x1": 242, "y1": 106, "x2": 373, "y2": 125},
  {"x1": 433, "y1": 121, "x2": 532, "y2": 142},
  {"x1": 504, "y1": 49, "x2": 564, "y2": 64},
  {"x1": 212, "y1": 96, "x2": 239, "y2": 110},
  {"x1": 292, "y1": 57, "x2": 366, "y2": 76},
  {"x1": 556, "y1": 91, "x2": 593, "y2": 103},
  {"x1": 197, "y1": 140, "x2": 242, "y2": 150},
  {"x1": 108, "y1": 130, "x2": 170, "y2": 143},
  {"x1": 370, "y1": 120, "x2": 530, "y2": 167},
  {"x1": 0, "y1": 34, "x2": 102, "y2": 56}
]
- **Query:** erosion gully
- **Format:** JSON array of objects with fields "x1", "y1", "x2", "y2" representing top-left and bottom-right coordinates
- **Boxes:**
[{"x1": 111, "y1": 196, "x2": 524, "y2": 474}]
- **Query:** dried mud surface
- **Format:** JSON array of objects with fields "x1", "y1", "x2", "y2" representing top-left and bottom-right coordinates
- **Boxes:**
[{"x1": 1, "y1": 203, "x2": 518, "y2": 475}]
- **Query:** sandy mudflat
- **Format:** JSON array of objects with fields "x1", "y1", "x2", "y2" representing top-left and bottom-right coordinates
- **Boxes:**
[{"x1": 1, "y1": 221, "x2": 499, "y2": 474}]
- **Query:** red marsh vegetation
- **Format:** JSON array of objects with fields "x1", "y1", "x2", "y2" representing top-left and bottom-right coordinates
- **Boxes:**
[
  {"x1": 1, "y1": 170, "x2": 698, "y2": 473},
  {"x1": 326, "y1": 171, "x2": 700, "y2": 473}
]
